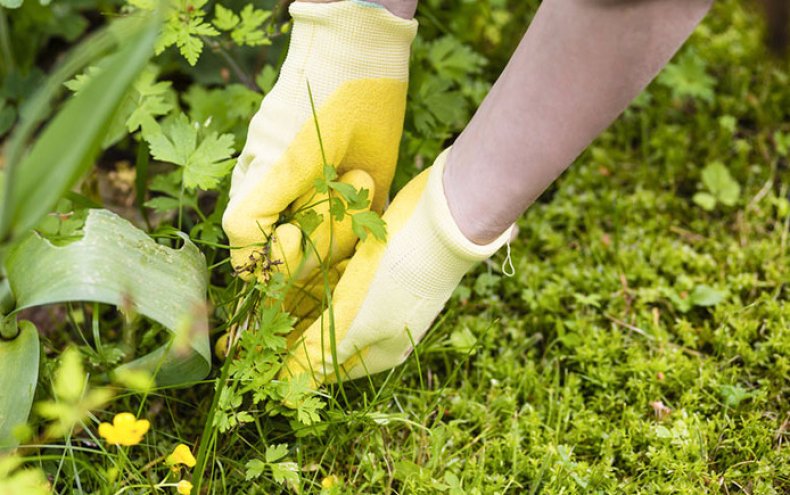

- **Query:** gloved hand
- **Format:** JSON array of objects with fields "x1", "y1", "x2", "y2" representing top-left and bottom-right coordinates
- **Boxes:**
[
  {"x1": 222, "y1": 0, "x2": 418, "y2": 281},
  {"x1": 280, "y1": 149, "x2": 515, "y2": 386}
]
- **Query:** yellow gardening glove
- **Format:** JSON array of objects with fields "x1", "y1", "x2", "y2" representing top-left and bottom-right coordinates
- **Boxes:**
[
  {"x1": 281, "y1": 149, "x2": 515, "y2": 387},
  {"x1": 222, "y1": 1, "x2": 418, "y2": 281}
]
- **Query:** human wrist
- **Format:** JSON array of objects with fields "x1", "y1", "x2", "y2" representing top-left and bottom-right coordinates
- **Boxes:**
[{"x1": 295, "y1": 0, "x2": 418, "y2": 19}]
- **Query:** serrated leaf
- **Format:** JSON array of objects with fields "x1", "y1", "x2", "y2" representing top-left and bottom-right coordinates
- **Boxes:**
[
  {"x1": 271, "y1": 461, "x2": 299, "y2": 485},
  {"x1": 329, "y1": 197, "x2": 346, "y2": 222},
  {"x1": 213, "y1": 4, "x2": 239, "y2": 31},
  {"x1": 185, "y1": 135, "x2": 235, "y2": 189},
  {"x1": 427, "y1": 36, "x2": 486, "y2": 82},
  {"x1": 265, "y1": 443, "x2": 289, "y2": 463},
  {"x1": 352, "y1": 211, "x2": 387, "y2": 242},
  {"x1": 657, "y1": 49, "x2": 715, "y2": 103},
  {"x1": 295, "y1": 210, "x2": 322, "y2": 237},
  {"x1": 147, "y1": 114, "x2": 235, "y2": 190},
  {"x1": 245, "y1": 459, "x2": 266, "y2": 481},
  {"x1": 231, "y1": 5, "x2": 271, "y2": 46}
]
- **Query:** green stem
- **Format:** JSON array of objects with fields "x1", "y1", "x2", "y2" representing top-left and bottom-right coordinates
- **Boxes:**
[
  {"x1": 192, "y1": 316, "x2": 242, "y2": 493},
  {"x1": 0, "y1": 8, "x2": 15, "y2": 78}
]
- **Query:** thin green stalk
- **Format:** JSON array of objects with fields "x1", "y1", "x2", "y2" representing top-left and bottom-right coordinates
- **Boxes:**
[{"x1": 0, "y1": 8, "x2": 15, "y2": 78}]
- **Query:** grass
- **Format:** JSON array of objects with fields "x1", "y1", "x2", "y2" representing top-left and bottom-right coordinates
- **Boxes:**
[{"x1": 2, "y1": 0, "x2": 789, "y2": 493}]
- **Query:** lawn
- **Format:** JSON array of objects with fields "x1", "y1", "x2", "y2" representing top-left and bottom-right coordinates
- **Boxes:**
[{"x1": 0, "y1": 0, "x2": 788, "y2": 493}]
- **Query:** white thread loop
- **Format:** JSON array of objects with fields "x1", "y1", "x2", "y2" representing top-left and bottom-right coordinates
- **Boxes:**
[{"x1": 501, "y1": 239, "x2": 515, "y2": 277}]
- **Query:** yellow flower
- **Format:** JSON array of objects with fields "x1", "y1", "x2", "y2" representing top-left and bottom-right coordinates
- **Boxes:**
[
  {"x1": 321, "y1": 474, "x2": 340, "y2": 489},
  {"x1": 166, "y1": 444, "x2": 197, "y2": 469},
  {"x1": 176, "y1": 480, "x2": 193, "y2": 495},
  {"x1": 98, "y1": 412, "x2": 150, "y2": 446}
]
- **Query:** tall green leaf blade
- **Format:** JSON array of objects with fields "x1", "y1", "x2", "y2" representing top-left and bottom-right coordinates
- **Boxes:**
[
  {"x1": 0, "y1": 18, "x2": 159, "y2": 244},
  {"x1": 4, "y1": 209, "x2": 211, "y2": 386},
  {"x1": 0, "y1": 321, "x2": 39, "y2": 451}
]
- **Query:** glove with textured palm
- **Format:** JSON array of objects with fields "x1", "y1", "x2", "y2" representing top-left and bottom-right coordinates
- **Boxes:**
[
  {"x1": 281, "y1": 149, "x2": 515, "y2": 386},
  {"x1": 222, "y1": 0, "x2": 418, "y2": 281}
]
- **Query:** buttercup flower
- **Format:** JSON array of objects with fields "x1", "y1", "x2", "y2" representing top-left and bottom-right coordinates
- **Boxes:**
[
  {"x1": 98, "y1": 412, "x2": 150, "y2": 446},
  {"x1": 322, "y1": 475, "x2": 340, "y2": 489},
  {"x1": 167, "y1": 444, "x2": 197, "y2": 470},
  {"x1": 176, "y1": 480, "x2": 193, "y2": 495}
]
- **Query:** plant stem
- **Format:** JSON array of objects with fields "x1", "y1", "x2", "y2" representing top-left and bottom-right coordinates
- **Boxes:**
[{"x1": 0, "y1": 8, "x2": 15, "y2": 78}]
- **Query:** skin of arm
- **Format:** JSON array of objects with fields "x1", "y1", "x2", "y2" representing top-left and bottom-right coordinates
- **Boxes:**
[
  {"x1": 296, "y1": 0, "x2": 418, "y2": 19},
  {"x1": 445, "y1": 0, "x2": 715, "y2": 244}
]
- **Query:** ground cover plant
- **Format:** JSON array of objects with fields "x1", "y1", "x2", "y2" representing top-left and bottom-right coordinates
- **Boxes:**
[{"x1": 0, "y1": 0, "x2": 788, "y2": 493}]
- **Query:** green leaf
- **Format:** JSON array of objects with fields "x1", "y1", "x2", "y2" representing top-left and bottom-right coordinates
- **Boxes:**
[
  {"x1": 271, "y1": 461, "x2": 299, "y2": 485},
  {"x1": 329, "y1": 197, "x2": 346, "y2": 222},
  {"x1": 657, "y1": 49, "x2": 716, "y2": 102},
  {"x1": 427, "y1": 36, "x2": 486, "y2": 82},
  {"x1": 720, "y1": 384, "x2": 751, "y2": 408},
  {"x1": 52, "y1": 348, "x2": 85, "y2": 402},
  {"x1": 230, "y1": 5, "x2": 271, "y2": 47},
  {"x1": 352, "y1": 211, "x2": 387, "y2": 242},
  {"x1": 689, "y1": 284, "x2": 727, "y2": 307},
  {"x1": 265, "y1": 443, "x2": 289, "y2": 463},
  {"x1": 295, "y1": 210, "x2": 322, "y2": 237},
  {"x1": 449, "y1": 327, "x2": 477, "y2": 354},
  {"x1": 213, "y1": 4, "x2": 239, "y2": 31},
  {"x1": 700, "y1": 161, "x2": 740, "y2": 206},
  {"x1": 147, "y1": 114, "x2": 235, "y2": 190},
  {"x1": 256, "y1": 65, "x2": 278, "y2": 93},
  {"x1": 773, "y1": 131, "x2": 790, "y2": 157},
  {"x1": 0, "y1": 0, "x2": 23, "y2": 8},
  {"x1": 0, "y1": 17, "x2": 160, "y2": 248},
  {"x1": 692, "y1": 192, "x2": 717, "y2": 211},
  {"x1": 157, "y1": 4, "x2": 219, "y2": 66},
  {"x1": 187, "y1": 133, "x2": 235, "y2": 190},
  {"x1": 0, "y1": 321, "x2": 39, "y2": 451},
  {"x1": 4, "y1": 209, "x2": 211, "y2": 386},
  {"x1": 245, "y1": 459, "x2": 266, "y2": 481}
]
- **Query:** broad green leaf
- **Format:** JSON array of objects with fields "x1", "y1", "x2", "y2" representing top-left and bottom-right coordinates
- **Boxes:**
[
  {"x1": 692, "y1": 192, "x2": 717, "y2": 211},
  {"x1": 0, "y1": 321, "x2": 39, "y2": 451},
  {"x1": 0, "y1": 17, "x2": 160, "y2": 249},
  {"x1": 689, "y1": 284, "x2": 727, "y2": 307},
  {"x1": 4, "y1": 209, "x2": 211, "y2": 386}
]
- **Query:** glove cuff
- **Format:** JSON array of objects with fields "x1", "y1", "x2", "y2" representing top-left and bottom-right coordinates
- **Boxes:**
[
  {"x1": 285, "y1": 1, "x2": 418, "y2": 83},
  {"x1": 424, "y1": 148, "x2": 515, "y2": 262}
]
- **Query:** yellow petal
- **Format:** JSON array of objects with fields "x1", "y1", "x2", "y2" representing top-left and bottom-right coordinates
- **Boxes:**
[
  {"x1": 177, "y1": 480, "x2": 193, "y2": 495},
  {"x1": 168, "y1": 444, "x2": 197, "y2": 468},
  {"x1": 113, "y1": 412, "x2": 137, "y2": 428},
  {"x1": 98, "y1": 422, "x2": 120, "y2": 445}
]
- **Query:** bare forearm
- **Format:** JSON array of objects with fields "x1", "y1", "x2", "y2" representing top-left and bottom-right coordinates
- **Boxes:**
[
  {"x1": 445, "y1": 0, "x2": 713, "y2": 244},
  {"x1": 295, "y1": 0, "x2": 418, "y2": 19}
]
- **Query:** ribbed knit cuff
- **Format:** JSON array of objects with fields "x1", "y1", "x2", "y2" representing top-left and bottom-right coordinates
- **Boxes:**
[
  {"x1": 425, "y1": 148, "x2": 515, "y2": 261},
  {"x1": 286, "y1": 1, "x2": 418, "y2": 80}
]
